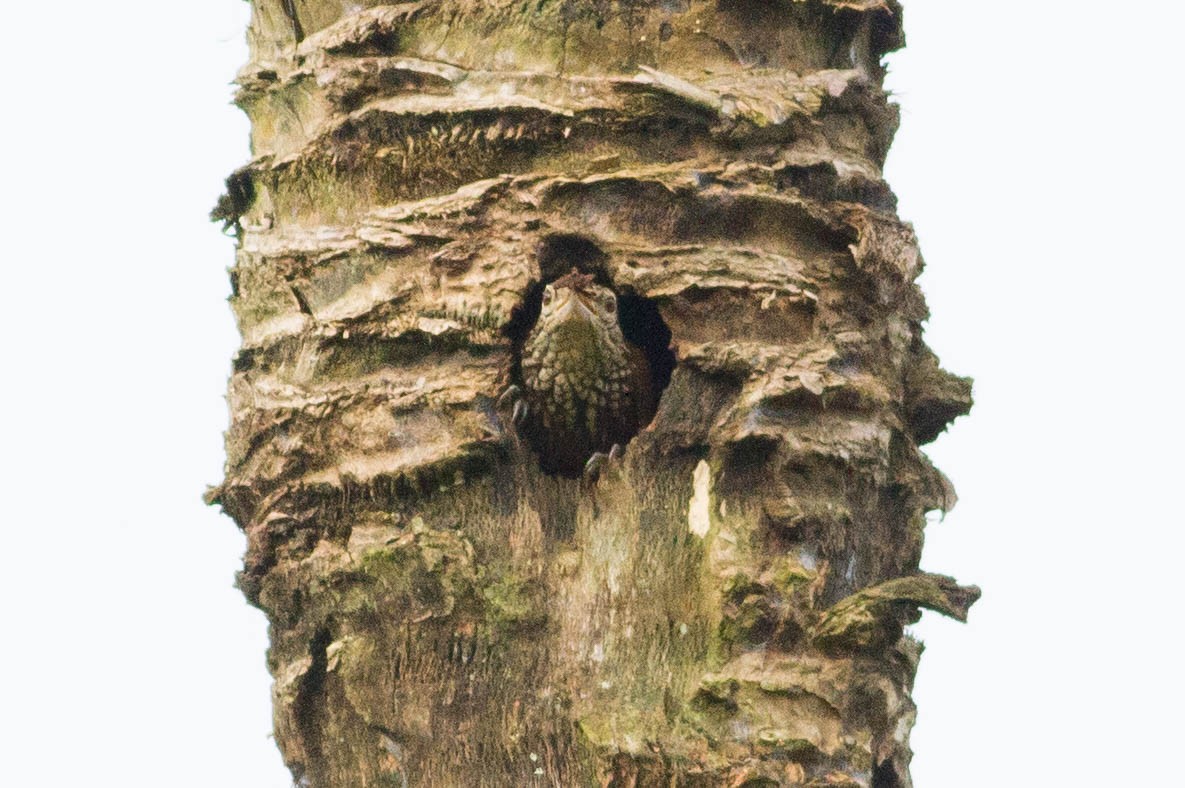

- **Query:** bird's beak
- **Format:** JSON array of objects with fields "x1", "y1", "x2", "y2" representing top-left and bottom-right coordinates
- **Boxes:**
[{"x1": 554, "y1": 288, "x2": 594, "y2": 323}]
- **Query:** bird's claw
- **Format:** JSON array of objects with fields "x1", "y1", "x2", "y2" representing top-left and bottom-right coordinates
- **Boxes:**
[
  {"x1": 495, "y1": 384, "x2": 528, "y2": 441},
  {"x1": 583, "y1": 443, "x2": 624, "y2": 484},
  {"x1": 496, "y1": 385, "x2": 521, "y2": 412}
]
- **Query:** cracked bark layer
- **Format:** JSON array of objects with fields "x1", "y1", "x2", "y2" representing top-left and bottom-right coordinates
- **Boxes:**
[{"x1": 210, "y1": 2, "x2": 976, "y2": 786}]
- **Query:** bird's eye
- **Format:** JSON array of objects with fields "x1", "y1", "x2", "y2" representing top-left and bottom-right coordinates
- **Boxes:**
[
  {"x1": 542, "y1": 287, "x2": 553, "y2": 306},
  {"x1": 603, "y1": 292, "x2": 616, "y2": 313}
]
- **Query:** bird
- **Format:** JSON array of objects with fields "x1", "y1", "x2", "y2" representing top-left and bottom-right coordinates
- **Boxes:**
[{"x1": 502, "y1": 269, "x2": 654, "y2": 477}]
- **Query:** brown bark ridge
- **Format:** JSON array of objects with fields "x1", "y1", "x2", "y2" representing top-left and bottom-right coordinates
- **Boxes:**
[{"x1": 209, "y1": 2, "x2": 976, "y2": 786}]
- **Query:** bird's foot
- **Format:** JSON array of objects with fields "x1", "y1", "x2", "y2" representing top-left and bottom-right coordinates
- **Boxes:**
[
  {"x1": 495, "y1": 381, "x2": 528, "y2": 424},
  {"x1": 495, "y1": 385, "x2": 529, "y2": 439},
  {"x1": 582, "y1": 443, "x2": 624, "y2": 485}
]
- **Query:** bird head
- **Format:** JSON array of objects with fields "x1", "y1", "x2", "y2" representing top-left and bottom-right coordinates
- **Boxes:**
[
  {"x1": 526, "y1": 268, "x2": 626, "y2": 368},
  {"x1": 539, "y1": 269, "x2": 618, "y2": 332}
]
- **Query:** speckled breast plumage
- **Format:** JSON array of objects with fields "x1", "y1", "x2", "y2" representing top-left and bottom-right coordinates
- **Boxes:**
[{"x1": 523, "y1": 317, "x2": 632, "y2": 439}]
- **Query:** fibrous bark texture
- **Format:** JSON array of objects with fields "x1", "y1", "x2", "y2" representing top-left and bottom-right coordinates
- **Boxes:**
[{"x1": 210, "y1": 2, "x2": 977, "y2": 786}]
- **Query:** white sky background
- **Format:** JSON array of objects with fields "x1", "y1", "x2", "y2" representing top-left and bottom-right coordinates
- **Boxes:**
[{"x1": 1, "y1": 1, "x2": 1181, "y2": 786}]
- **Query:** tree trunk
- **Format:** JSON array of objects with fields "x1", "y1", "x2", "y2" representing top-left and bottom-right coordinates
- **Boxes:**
[{"x1": 210, "y1": 1, "x2": 977, "y2": 785}]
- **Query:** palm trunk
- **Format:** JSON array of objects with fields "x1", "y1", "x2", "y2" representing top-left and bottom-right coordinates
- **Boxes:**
[{"x1": 211, "y1": 1, "x2": 976, "y2": 785}]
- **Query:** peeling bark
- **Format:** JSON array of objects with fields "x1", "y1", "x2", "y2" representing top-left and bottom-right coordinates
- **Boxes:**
[{"x1": 211, "y1": 2, "x2": 975, "y2": 786}]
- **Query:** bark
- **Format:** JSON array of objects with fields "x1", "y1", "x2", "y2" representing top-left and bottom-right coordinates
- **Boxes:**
[{"x1": 210, "y1": 1, "x2": 977, "y2": 786}]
